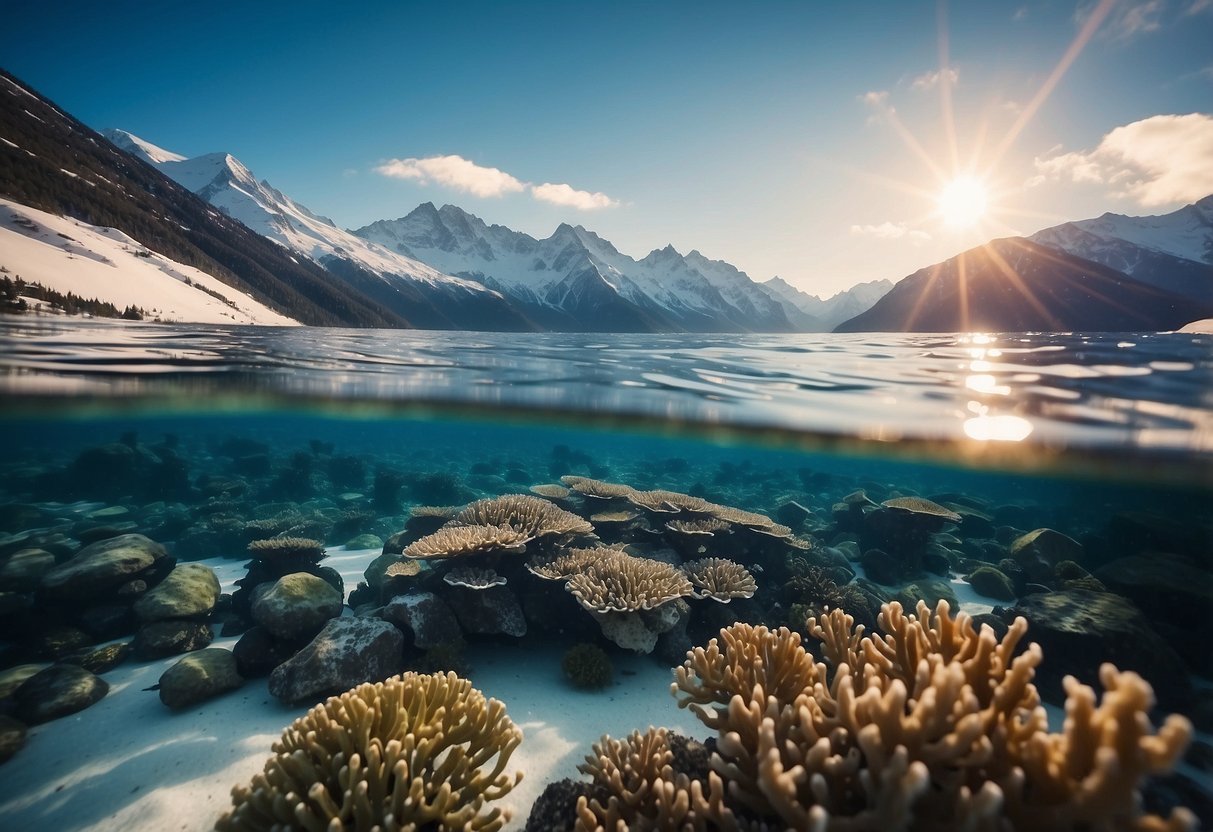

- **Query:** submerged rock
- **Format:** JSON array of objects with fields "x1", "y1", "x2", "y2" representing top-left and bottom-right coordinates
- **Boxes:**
[
  {"x1": 58, "y1": 642, "x2": 131, "y2": 674},
  {"x1": 250, "y1": 572, "x2": 343, "y2": 641},
  {"x1": 0, "y1": 663, "x2": 48, "y2": 699},
  {"x1": 0, "y1": 548, "x2": 56, "y2": 591},
  {"x1": 445, "y1": 585, "x2": 527, "y2": 637},
  {"x1": 374, "y1": 592, "x2": 461, "y2": 649},
  {"x1": 133, "y1": 620, "x2": 213, "y2": 660},
  {"x1": 0, "y1": 714, "x2": 26, "y2": 764},
  {"x1": 39, "y1": 534, "x2": 167, "y2": 601},
  {"x1": 268, "y1": 617, "x2": 403, "y2": 704},
  {"x1": 232, "y1": 626, "x2": 300, "y2": 678},
  {"x1": 158, "y1": 648, "x2": 243, "y2": 710},
  {"x1": 966, "y1": 565, "x2": 1017, "y2": 601},
  {"x1": 133, "y1": 563, "x2": 221, "y2": 622},
  {"x1": 1008, "y1": 528, "x2": 1081, "y2": 583},
  {"x1": 13, "y1": 664, "x2": 108, "y2": 724}
]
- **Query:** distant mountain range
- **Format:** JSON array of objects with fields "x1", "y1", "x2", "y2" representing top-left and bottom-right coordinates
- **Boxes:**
[
  {"x1": 835, "y1": 198, "x2": 1213, "y2": 333},
  {"x1": 4, "y1": 68, "x2": 1211, "y2": 333}
]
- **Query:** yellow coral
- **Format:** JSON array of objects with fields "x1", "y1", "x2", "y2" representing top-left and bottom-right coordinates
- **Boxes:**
[
  {"x1": 215, "y1": 671, "x2": 522, "y2": 832},
  {"x1": 453, "y1": 494, "x2": 593, "y2": 540},
  {"x1": 682, "y1": 557, "x2": 757, "y2": 602},
  {"x1": 402, "y1": 523, "x2": 532, "y2": 560}
]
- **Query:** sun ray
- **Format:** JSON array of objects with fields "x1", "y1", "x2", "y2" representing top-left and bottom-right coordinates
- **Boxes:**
[
  {"x1": 936, "y1": 0, "x2": 961, "y2": 174},
  {"x1": 982, "y1": 241, "x2": 1062, "y2": 330},
  {"x1": 988, "y1": 0, "x2": 1117, "y2": 169}
]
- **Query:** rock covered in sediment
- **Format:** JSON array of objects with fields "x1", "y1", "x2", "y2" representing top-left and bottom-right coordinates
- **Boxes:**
[
  {"x1": 250, "y1": 572, "x2": 343, "y2": 641},
  {"x1": 445, "y1": 585, "x2": 527, "y2": 637},
  {"x1": 1008, "y1": 528, "x2": 1082, "y2": 582},
  {"x1": 268, "y1": 617, "x2": 403, "y2": 704},
  {"x1": 0, "y1": 548, "x2": 56, "y2": 591},
  {"x1": 966, "y1": 565, "x2": 1017, "y2": 601},
  {"x1": 0, "y1": 664, "x2": 48, "y2": 699},
  {"x1": 374, "y1": 592, "x2": 462, "y2": 649},
  {"x1": 39, "y1": 534, "x2": 167, "y2": 601},
  {"x1": 133, "y1": 563, "x2": 221, "y2": 622},
  {"x1": 232, "y1": 626, "x2": 300, "y2": 678},
  {"x1": 158, "y1": 648, "x2": 244, "y2": 710},
  {"x1": 13, "y1": 664, "x2": 109, "y2": 724},
  {"x1": 0, "y1": 714, "x2": 26, "y2": 764},
  {"x1": 133, "y1": 620, "x2": 213, "y2": 660},
  {"x1": 58, "y1": 642, "x2": 131, "y2": 674}
]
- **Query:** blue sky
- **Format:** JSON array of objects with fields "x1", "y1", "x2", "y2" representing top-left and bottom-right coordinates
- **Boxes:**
[{"x1": 3, "y1": 0, "x2": 1211, "y2": 295}]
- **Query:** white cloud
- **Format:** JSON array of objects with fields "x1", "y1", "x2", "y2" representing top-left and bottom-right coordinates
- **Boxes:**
[
  {"x1": 860, "y1": 90, "x2": 890, "y2": 109},
  {"x1": 911, "y1": 67, "x2": 959, "y2": 91},
  {"x1": 1186, "y1": 0, "x2": 1212, "y2": 14},
  {"x1": 1029, "y1": 113, "x2": 1213, "y2": 205},
  {"x1": 850, "y1": 222, "x2": 931, "y2": 244},
  {"x1": 375, "y1": 155, "x2": 526, "y2": 198},
  {"x1": 375, "y1": 154, "x2": 618, "y2": 211},
  {"x1": 531, "y1": 182, "x2": 617, "y2": 211}
]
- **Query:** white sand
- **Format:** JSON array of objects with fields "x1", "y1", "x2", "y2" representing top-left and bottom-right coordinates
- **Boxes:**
[{"x1": 0, "y1": 548, "x2": 702, "y2": 831}]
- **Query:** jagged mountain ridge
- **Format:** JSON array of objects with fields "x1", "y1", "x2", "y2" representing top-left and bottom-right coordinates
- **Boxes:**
[
  {"x1": 354, "y1": 203, "x2": 852, "y2": 332},
  {"x1": 834, "y1": 237, "x2": 1211, "y2": 333},
  {"x1": 763, "y1": 276, "x2": 894, "y2": 331},
  {"x1": 101, "y1": 130, "x2": 534, "y2": 331}
]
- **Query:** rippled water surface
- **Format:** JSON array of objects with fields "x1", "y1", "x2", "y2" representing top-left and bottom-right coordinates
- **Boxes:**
[{"x1": 3, "y1": 319, "x2": 1211, "y2": 469}]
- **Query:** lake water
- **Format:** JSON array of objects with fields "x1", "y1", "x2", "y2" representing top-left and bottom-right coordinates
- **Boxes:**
[{"x1": 0, "y1": 317, "x2": 1210, "y2": 831}]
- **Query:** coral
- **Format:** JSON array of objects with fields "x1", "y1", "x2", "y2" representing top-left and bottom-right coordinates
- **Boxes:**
[
  {"x1": 660, "y1": 600, "x2": 1194, "y2": 832},
  {"x1": 384, "y1": 559, "x2": 421, "y2": 579},
  {"x1": 526, "y1": 546, "x2": 626, "y2": 581},
  {"x1": 444, "y1": 566, "x2": 507, "y2": 590},
  {"x1": 565, "y1": 549, "x2": 693, "y2": 614},
  {"x1": 216, "y1": 671, "x2": 522, "y2": 832},
  {"x1": 530, "y1": 483, "x2": 572, "y2": 500},
  {"x1": 403, "y1": 524, "x2": 532, "y2": 560},
  {"x1": 627, "y1": 489, "x2": 718, "y2": 515},
  {"x1": 561, "y1": 643, "x2": 614, "y2": 690},
  {"x1": 682, "y1": 557, "x2": 757, "y2": 602},
  {"x1": 560, "y1": 475, "x2": 636, "y2": 500},
  {"x1": 881, "y1": 496, "x2": 963, "y2": 524},
  {"x1": 665, "y1": 518, "x2": 730, "y2": 537},
  {"x1": 452, "y1": 494, "x2": 593, "y2": 541},
  {"x1": 246, "y1": 537, "x2": 326, "y2": 563}
]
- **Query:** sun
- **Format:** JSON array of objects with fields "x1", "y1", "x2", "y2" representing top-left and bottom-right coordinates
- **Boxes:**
[{"x1": 937, "y1": 176, "x2": 989, "y2": 228}]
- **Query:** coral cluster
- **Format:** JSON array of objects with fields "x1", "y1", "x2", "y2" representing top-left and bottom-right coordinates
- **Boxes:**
[
  {"x1": 216, "y1": 671, "x2": 522, "y2": 832},
  {"x1": 570, "y1": 600, "x2": 1194, "y2": 832}
]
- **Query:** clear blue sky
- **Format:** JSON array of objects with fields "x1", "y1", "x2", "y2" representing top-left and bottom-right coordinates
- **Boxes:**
[{"x1": 3, "y1": 1, "x2": 1211, "y2": 295}]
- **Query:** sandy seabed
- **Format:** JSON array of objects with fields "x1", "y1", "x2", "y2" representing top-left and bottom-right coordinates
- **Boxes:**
[{"x1": 0, "y1": 547, "x2": 1000, "y2": 832}]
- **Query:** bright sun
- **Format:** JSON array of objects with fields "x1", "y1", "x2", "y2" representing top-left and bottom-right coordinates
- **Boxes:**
[{"x1": 937, "y1": 177, "x2": 989, "y2": 228}]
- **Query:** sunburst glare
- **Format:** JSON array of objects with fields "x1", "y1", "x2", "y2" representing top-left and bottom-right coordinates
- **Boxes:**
[{"x1": 937, "y1": 176, "x2": 989, "y2": 228}]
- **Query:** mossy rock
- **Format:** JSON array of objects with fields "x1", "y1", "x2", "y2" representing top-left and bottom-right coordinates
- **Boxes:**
[
  {"x1": 159, "y1": 647, "x2": 244, "y2": 710},
  {"x1": 0, "y1": 714, "x2": 26, "y2": 764},
  {"x1": 345, "y1": 533, "x2": 383, "y2": 551},
  {"x1": 13, "y1": 664, "x2": 108, "y2": 724},
  {"x1": 561, "y1": 643, "x2": 613, "y2": 690},
  {"x1": 966, "y1": 566, "x2": 1016, "y2": 601},
  {"x1": 133, "y1": 563, "x2": 221, "y2": 622}
]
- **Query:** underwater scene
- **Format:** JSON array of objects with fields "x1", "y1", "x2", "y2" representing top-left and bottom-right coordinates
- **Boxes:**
[{"x1": 0, "y1": 320, "x2": 1211, "y2": 831}]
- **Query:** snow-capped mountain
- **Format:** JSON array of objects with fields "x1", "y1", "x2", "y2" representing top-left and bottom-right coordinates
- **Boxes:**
[
  {"x1": 354, "y1": 203, "x2": 803, "y2": 332},
  {"x1": 102, "y1": 130, "x2": 532, "y2": 330},
  {"x1": 1028, "y1": 196, "x2": 1212, "y2": 303},
  {"x1": 762, "y1": 276, "x2": 893, "y2": 331}
]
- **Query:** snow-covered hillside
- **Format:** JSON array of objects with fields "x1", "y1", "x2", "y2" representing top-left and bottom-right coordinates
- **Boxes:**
[
  {"x1": 354, "y1": 203, "x2": 798, "y2": 332},
  {"x1": 762, "y1": 276, "x2": 893, "y2": 331},
  {"x1": 0, "y1": 197, "x2": 298, "y2": 325}
]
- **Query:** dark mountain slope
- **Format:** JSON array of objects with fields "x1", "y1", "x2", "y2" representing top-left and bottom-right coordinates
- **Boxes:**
[
  {"x1": 0, "y1": 69, "x2": 404, "y2": 327},
  {"x1": 834, "y1": 237, "x2": 1211, "y2": 333}
]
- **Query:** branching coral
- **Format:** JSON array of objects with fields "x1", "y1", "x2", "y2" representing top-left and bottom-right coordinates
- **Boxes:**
[
  {"x1": 660, "y1": 600, "x2": 1194, "y2": 832},
  {"x1": 565, "y1": 549, "x2": 693, "y2": 614},
  {"x1": 402, "y1": 524, "x2": 532, "y2": 560},
  {"x1": 682, "y1": 557, "x2": 757, "y2": 602},
  {"x1": 452, "y1": 494, "x2": 593, "y2": 540},
  {"x1": 247, "y1": 537, "x2": 326, "y2": 562},
  {"x1": 215, "y1": 671, "x2": 523, "y2": 832},
  {"x1": 526, "y1": 546, "x2": 624, "y2": 581}
]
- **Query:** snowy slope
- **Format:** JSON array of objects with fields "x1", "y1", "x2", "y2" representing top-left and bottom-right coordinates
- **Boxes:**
[
  {"x1": 355, "y1": 203, "x2": 799, "y2": 332},
  {"x1": 0, "y1": 197, "x2": 298, "y2": 325},
  {"x1": 1056, "y1": 195, "x2": 1213, "y2": 265}
]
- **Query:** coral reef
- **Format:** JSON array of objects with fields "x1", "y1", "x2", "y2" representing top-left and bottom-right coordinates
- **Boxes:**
[
  {"x1": 452, "y1": 494, "x2": 593, "y2": 542},
  {"x1": 403, "y1": 523, "x2": 532, "y2": 560},
  {"x1": 569, "y1": 600, "x2": 1194, "y2": 831},
  {"x1": 681, "y1": 557, "x2": 757, "y2": 602},
  {"x1": 217, "y1": 671, "x2": 522, "y2": 831}
]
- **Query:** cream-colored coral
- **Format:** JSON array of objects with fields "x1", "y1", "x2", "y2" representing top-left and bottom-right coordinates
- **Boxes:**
[
  {"x1": 410, "y1": 505, "x2": 460, "y2": 518},
  {"x1": 403, "y1": 524, "x2": 532, "y2": 560},
  {"x1": 215, "y1": 671, "x2": 523, "y2": 832},
  {"x1": 682, "y1": 558, "x2": 757, "y2": 602},
  {"x1": 453, "y1": 494, "x2": 593, "y2": 540},
  {"x1": 880, "y1": 496, "x2": 962, "y2": 524},
  {"x1": 665, "y1": 518, "x2": 730, "y2": 537},
  {"x1": 443, "y1": 567, "x2": 506, "y2": 590},
  {"x1": 707, "y1": 504, "x2": 779, "y2": 530},
  {"x1": 627, "y1": 489, "x2": 718, "y2": 515},
  {"x1": 665, "y1": 600, "x2": 1194, "y2": 832},
  {"x1": 560, "y1": 475, "x2": 637, "y2": 500},
  {"x1": 384, "y1": 560, "x2": 421, "y2": 579},
  {"x1": 247, "y1": 537, "x2": 325, "y2": 561},
  {"x1": 525, "y1": 546, "x2": 623, "y2": 581},
  {"x1": 529, "y1": 483, "x2": 572, "y2": 500},
  {"x1": 565, "y1": 549, "x2": 693, "y2": 614}
]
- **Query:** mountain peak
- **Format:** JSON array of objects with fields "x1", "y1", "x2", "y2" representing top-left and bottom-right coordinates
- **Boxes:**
[{"x1": 101, "y1": 128, "x2": 187, "y2": 165}]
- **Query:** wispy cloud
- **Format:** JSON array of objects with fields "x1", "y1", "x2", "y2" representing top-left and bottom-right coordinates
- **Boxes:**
[
  {"x1": 910, "y1": 66, "x2": 959, "y2": 91},
  {"x1": 375, "y1": 154, "x2": 617, "y2": 210},
  {"x1": 850, "y1": 221, "x2": 931, "y2": 244},
  {"x1": 1186, "y1": 0, "x2": 1212, "y2": 15},
  {"x1": 1028, "y1": 113, "x2": 1213, "y2": 205},
  {"x1": 531, "y1": 182, "x2": 617, "y2": 210},
  {"x1": 1077, "y1": 0, "x2": 1165, "y2": 41}
]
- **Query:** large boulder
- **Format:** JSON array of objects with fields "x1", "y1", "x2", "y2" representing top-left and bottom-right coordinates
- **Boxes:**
[
  {"x1": 13, "y1": 664, "x2": 109, "y2": 724},
  {"x1": 133, "y1": 563, "x2": 221, "y2": 622},
  {"x1": 1008, "y1": 529, "x2": 1081, "y2": 583},
  {"x1": 374, "y1": 592, "x2": 461, "y2": 649},
  {"x1": 444, "y1": 585, "x2": 527, "y2": 637},
  {"x1": 40, "y1": 534, "x2": 167, "y2": 601},
  {"x1": 268, "y1": 617, "x2": 402, "y2": 705},
  {"x1": 251, "y1": 572, "x2": 343, "y2": 641},
  {"x1": 133, "y1": 620, "x2": 213, "y2": 660},
  {"x1": 158, "y1": 648, "x2": 243, "y2": 710},
  {"x1": 1011, "y1": 589, "x2": 1190, "y2": 709},
  {"x1": 0, "y1": 548, "x2": 56, "y2": 591},
  {"x1": 0, "y1": 714, "x2": 26, "y2": 764}
]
